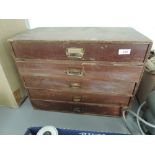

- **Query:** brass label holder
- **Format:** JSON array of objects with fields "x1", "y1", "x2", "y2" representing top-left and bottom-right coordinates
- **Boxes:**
[
  {"x1": 66, "y1": 68, "x2": 84, "y2": 77},
  {"x1": 69, "y1": 82, "x2": 81, "y2": 89},
  {"x1": 72, "y1": 96, "x2": 82, "y2": 102},
  {"x1": 66, "y1": 48, "x2": 85, "y2": 59}
]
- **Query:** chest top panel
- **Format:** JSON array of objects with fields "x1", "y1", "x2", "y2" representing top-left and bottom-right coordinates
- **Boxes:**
[{"x1": 9, "y1": 27, "x2": 152, "y2": 43}]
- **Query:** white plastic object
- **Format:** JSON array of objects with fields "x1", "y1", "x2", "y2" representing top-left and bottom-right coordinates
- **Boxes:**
[{"x1": 37, "y1": 126, "x2": 58, "y2": 135}]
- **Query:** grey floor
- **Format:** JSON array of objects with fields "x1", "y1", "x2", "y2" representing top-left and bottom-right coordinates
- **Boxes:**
[{"x1": 0, "y1": 98, "x2": 141, "y2": 135}]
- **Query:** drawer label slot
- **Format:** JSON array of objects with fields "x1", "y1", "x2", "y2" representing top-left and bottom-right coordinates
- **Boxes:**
[{"x1": 118, "y1": 49, "x2": 131, "y2": 55}]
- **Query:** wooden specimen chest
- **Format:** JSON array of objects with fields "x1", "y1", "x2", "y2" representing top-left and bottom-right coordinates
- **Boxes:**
[{"x1": 9, "y1": 27, "x2": 152, "y2": 116}]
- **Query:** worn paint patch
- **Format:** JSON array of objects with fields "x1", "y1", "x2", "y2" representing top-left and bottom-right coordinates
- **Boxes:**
[{"x1": 13, "y1": 88, "x2": 21, "y2": 104}]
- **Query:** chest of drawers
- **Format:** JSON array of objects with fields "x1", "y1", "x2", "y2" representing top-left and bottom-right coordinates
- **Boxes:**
[{"x1": 9, "y1": 27, "x2": 152, "y2": 116}]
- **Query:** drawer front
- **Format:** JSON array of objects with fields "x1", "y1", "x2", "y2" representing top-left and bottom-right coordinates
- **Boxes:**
[
  {"x1": 28, "y1": 89, "x2": 130, "y2": 106},
  {"x1": 24, "y1": 76, "x2": 135, "y2": 96},
  {"x1": 12, "y1": 41, "x2": 148, "y2": 62},
  {"x1": 16, "y1": 60, "x2": 143, "y2": 82},
  {"x1": 31, "y1": 100, "x2": 122, "y2": 116}
]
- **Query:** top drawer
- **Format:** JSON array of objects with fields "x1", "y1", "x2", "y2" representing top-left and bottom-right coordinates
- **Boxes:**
[{"x1": 11, "y1": 41, "x2": 149, "y2": 62}]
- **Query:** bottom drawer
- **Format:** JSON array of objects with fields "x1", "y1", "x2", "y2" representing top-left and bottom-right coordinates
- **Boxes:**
[{"x1": 31, "y1": 99, "x2": 123, "y2": 116}]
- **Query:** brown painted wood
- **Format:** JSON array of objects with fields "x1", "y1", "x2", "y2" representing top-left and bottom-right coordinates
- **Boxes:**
[
  {"x1": 24, "y1": 75, "x2": 135, "y2": 96},
  {"x1": 12, "y1": 41, "x2": 148, "y2": 62},
  {"x1": 16, "y1": 60, "x2": 143, "y2": 82},
  {"x1": 9, "y1": 27, "x2": 152, "y2": 42},
  {"x1": 8, "y1": 27, "x2": 152, "y2": 116},
  {"x1": 31, "y1": 99, "x2": 122, "y2": 116},
  {"x1": 28, "y1": 88, "x2": 130, "y2": 106}
]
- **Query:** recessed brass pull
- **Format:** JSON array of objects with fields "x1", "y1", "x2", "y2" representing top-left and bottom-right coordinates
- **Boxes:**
[
  {"x1": 72, "y1": 96, "x2": 82, "y2": 102},
  {"x1": 66, "y1": 68, "x2": 84, "y2": 76},
  {"x1": 69, "y1": 82, "x2": 81, "y2": 89},
  {"x1": 66, "y1": 48, "x2": 85, "y2": 59},
  {"x1": 72, "y1": 107, "x2": 81, "y2": 113}
]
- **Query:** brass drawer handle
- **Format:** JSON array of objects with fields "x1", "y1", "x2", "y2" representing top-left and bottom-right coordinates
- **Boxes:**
[
  {"x1": 69, "y1": 82, "x2": 81, "y2": 89},
  {"x1": 72, "y1": 107, "x2": 82, "y2": 113},
  {"x1": 66, "y1": 68, "x2": 84, "y2": 76},
  {"x1": 72, "y1": 96, "x2": 82, "y2": 102},
  {"x1": 66, "y1": 48, "x2": 85, "y2": 59}
]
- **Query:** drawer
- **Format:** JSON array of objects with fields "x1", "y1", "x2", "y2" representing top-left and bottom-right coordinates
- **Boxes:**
[
  {"x1": 11, "y1": 41, "x2": 148, "y2": 62},
  {"x1": 28, "y1": 89, "x2": 131, "y2": 106},
  {"x1": 24, "y1": 76, "x2": 135, "y2": 96},
  {"x1": 16, "y1": 60, "x2": 143, "y2": 82},
  {"x1": 31, "y1": 99, "x2": 122, "y2": 116}
]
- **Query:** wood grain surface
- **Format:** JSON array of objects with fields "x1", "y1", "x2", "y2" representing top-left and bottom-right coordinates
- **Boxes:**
[
  {"x1": 9, "y1": 27, "x2": 152, "y2": 116},
  {"x1": 23, "y1": 75, "x2": 135, "y2": 96},
  {"x1": 28, "y1": 88, "x2": 131, "y2": 106},
  {"x1": 12, "y1": 42, "x2": 148, "y2": 62},
  {"x1": 16, "y1": 60, "x2": 143, "y2": 82},
  {"x1": 31, "y1": 99, "x2": 122, "y2": 116},
  {"x1": 9, "y1": 27, "x2": 152, "y2": 42}
]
